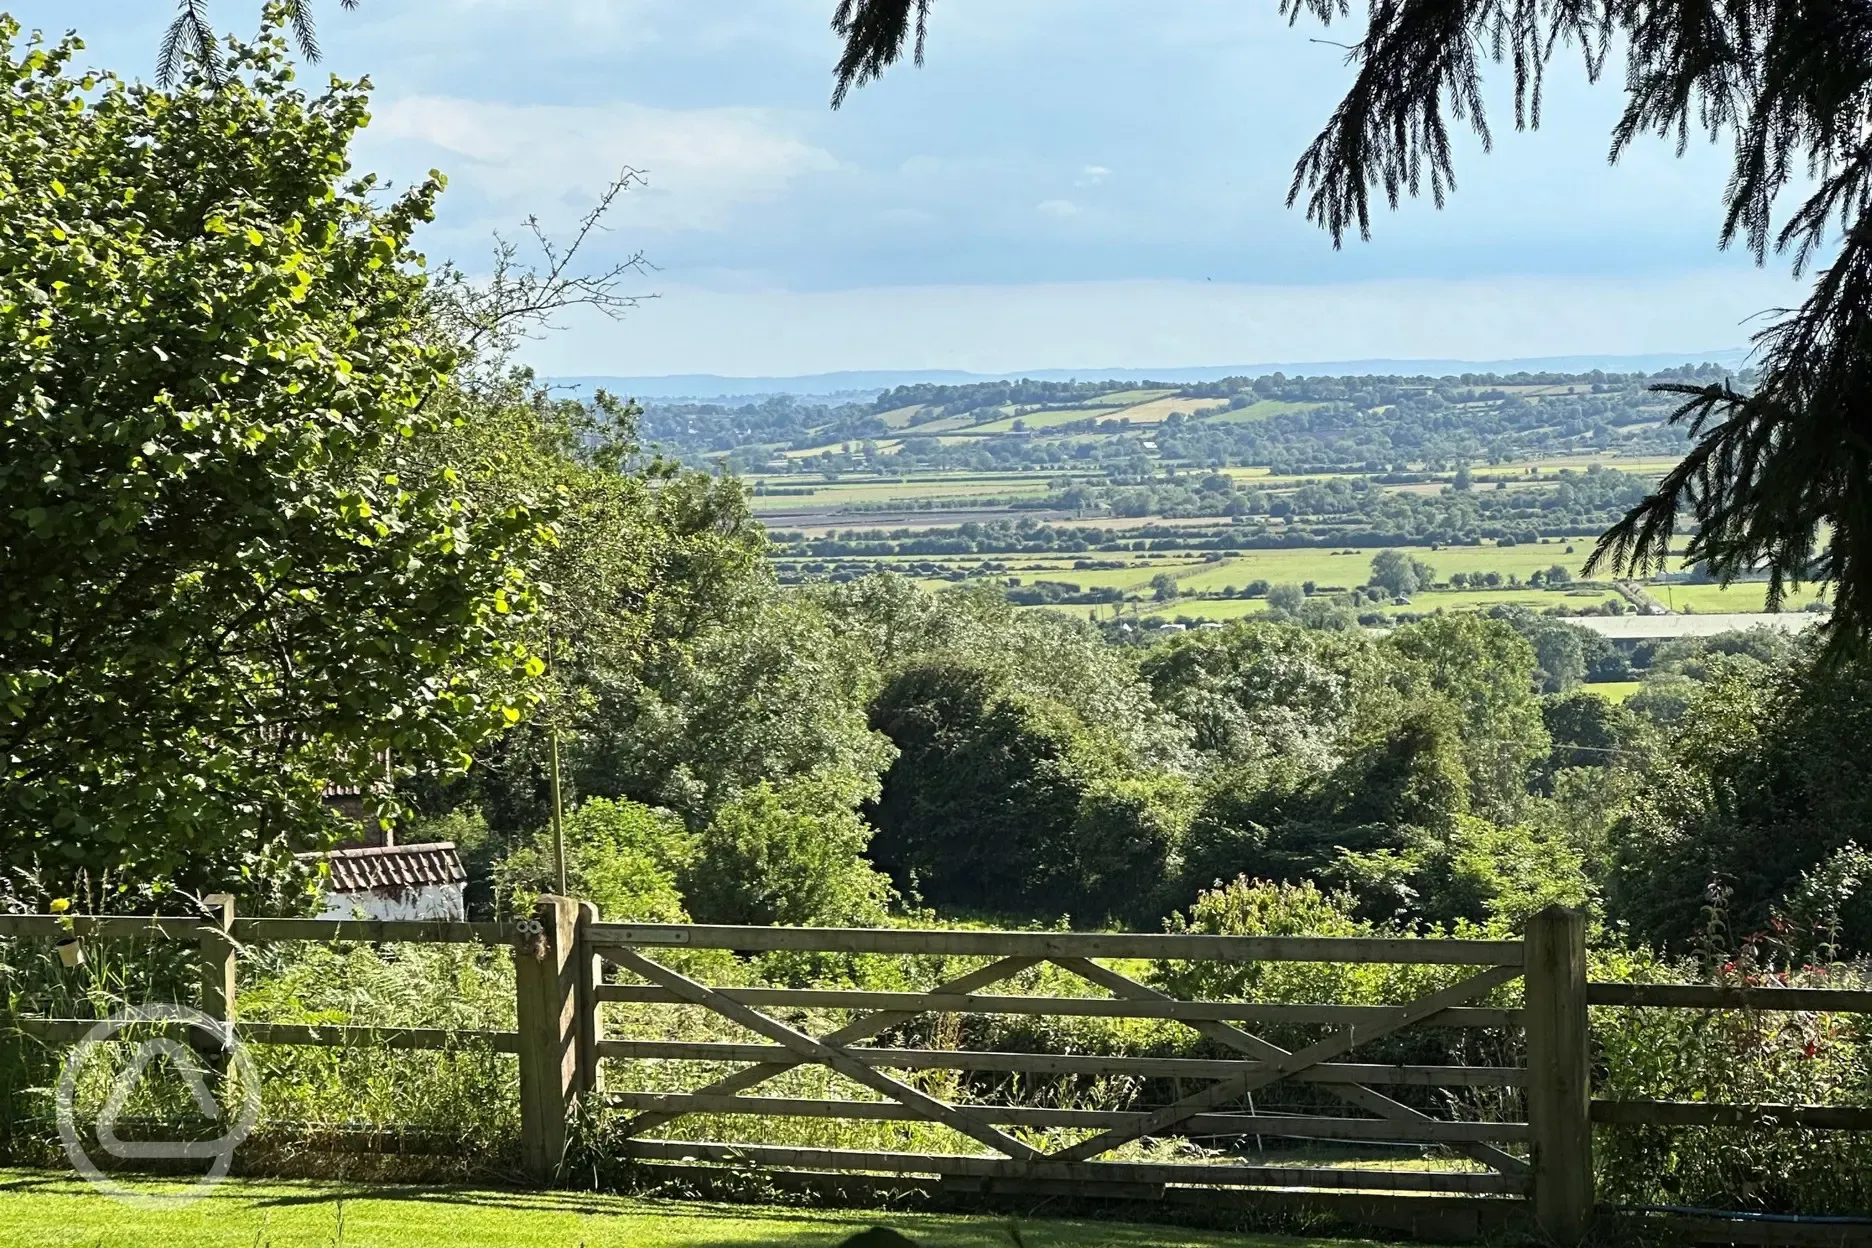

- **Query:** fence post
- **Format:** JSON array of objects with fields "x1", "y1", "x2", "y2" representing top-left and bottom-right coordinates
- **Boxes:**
[
  {"x1": 196, "y1": 893, "x2": 237, "y2": 1074},
  {"x1": 1524, "y1": 905, "x2": 1592, "y2": 1245},
  {"x1": 574, "y1": 900, "x2": 604, "y2": 1097},
  {"x1": 515, "y1": 894, "x2": 579, "y2": 1184}
]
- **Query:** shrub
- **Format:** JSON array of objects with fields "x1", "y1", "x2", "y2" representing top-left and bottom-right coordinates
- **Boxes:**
[
  {"x1": 494, "y1": 798, "x2": 693, "y2": 922},
  {"x1": 684, "y1": 773, "x2": 892, "y2": 926}
]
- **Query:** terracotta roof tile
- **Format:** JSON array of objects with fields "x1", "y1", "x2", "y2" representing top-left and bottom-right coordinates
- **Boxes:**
[{"x1": 296, "y1": 842, "x2": 467, "y2": 893}]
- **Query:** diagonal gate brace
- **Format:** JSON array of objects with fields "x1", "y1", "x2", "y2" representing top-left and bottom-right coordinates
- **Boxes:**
[
  {"x1": 1048, "y1": 962, "x2": 1524, "y2": 1163},
  {"x1": 607, "y1": 946, "x2": 1041, "y2": 1160},
  {"x1": 616, "y1": 954, "x2": 1040, "y2": 1138},
  {"x1": 1049, "y1": 956, "x2": 1527, "y2": 1176}
]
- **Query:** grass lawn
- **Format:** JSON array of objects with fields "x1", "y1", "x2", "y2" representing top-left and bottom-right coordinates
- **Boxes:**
[
  {"x1": 0, "y1": 1170, "x2": 1375, "y2": 1248},
  {"x1": 1584, "y1": 680, "x2": 1642, "y2": 702}
]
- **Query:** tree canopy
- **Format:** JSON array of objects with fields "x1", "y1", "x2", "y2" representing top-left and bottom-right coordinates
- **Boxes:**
[{"x1": 0, "y1": 23, "x2": 550, "y2": 892}]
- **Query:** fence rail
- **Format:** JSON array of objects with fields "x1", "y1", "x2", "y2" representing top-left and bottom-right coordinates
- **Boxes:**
[
  {"x1": 593, "y1": 1040, "x2": 1528, "y2": 1084},
  {"x1": 587, "y1": 922, "x2": 1526, "y2": 964},
  {"x1": 1584, "y1": 976, "x2": 1872, "y2": 1172},
  {"x1": 592, "y1": 983, "x2": 1522, "y2": 1027},
  {"x1": 6, "y1": 901, "x2": 1871, "y2": 1245}
]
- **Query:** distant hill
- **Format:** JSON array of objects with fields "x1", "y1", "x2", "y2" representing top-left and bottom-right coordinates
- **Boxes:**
[
  {"x1": 554, "y1": 349, "x2": 1750, "y2": 403},
  {"x1": 631, "y1": 362, "x2": 1744, "y2": 478}
]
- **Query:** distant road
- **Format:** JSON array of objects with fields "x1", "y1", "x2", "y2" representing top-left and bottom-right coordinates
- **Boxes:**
[{"x1": 1569, "y1": 612, "x2": 1822, "y2": 639}]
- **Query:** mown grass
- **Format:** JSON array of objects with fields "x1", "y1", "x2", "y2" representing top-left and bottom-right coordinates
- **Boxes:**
[{"x1": 0, "y1": 1171, "x2": 1378, "y2": 1248}]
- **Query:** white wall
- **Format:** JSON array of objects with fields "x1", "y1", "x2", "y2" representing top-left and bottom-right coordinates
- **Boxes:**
[{"x1": 315, "y1": 882, "x2": 466, "y2": 922}]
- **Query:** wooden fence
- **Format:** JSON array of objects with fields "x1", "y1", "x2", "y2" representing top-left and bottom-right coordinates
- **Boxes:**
[{"x1": 5, "y1": 900, "x2": 1871, "y2": 1246}]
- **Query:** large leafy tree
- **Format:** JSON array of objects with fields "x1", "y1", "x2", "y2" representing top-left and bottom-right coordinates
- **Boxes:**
[
  {"x1": 0, "y1": 23, "x2": 547, "y2": 892},
  {"x1": 826, "y1": 0, "x2": 1872, "y2": 648}
]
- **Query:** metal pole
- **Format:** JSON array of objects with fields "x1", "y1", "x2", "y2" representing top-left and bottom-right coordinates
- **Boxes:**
[
  {"x1": 547, "y1": 627, "x2": 566, "y2": 895},
  {"x1": 551, "y1": 723, "x2": 566, "y2": 895}
]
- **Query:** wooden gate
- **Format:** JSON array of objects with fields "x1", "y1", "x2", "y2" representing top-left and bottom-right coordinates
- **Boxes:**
[
  {"x1": 19, "y1": 902, "x2": 1872, "y2": 1243},
  {"x1": 564, "y1": 907, "x2": 1591, "y2": 1243}
]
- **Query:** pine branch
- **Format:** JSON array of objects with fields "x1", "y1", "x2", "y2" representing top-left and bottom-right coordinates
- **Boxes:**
[
  {"x1": 830, "y1": 0, "x2": 932, "y2": 108},
  {"x1": 158, "y1": 0, "x2": 221, "y2": 87}
]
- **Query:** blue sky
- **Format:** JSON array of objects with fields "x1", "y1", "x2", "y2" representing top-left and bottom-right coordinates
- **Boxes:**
[{"x1": 20, "y1": 1, "x2": 1806, "y2": 375}]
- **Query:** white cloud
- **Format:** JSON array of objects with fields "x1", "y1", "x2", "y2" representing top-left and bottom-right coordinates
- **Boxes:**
[
  {"x1": 366, "y1": 96, "x2": 840, "y2": 233},
  {"x1": 1077, "y1": 165, "x2": 1110, "y2": 185},
  {"x1": 1035, "y1": 199, "x2": 1080, "y2": 218},
  {"x1": 519, "y1": 270, "x2": 1799, "y2": 377}
]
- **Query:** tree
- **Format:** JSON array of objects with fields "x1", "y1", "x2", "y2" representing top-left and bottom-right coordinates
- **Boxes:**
[
  {"x1": 1608, "y1": 644, "x2": 1872, "y2": 954},
  {"x1": 865, "y1": 660, "x2": 1094, "y2": 915},
  {"x1": 863, "y1": 655, "x2": 1184, "y2": 922},
  {"x1": 1370, "y1": 549, "x2": 1434, "y2": 596},
  {"x1": 1150, "y1": 571, "x2": 1180, "y2": 602},
  {"x1": 683, "y1": 773, "x2": 892, "y2": 927},
  {"x1": 1527, "y1": 623, "x2": 1588, "y2": 694},
  {"x1": 494, "y1": 797, "x2": 693, "y2": 923},
  {"x1": 0, "y1": 25, "x2": 547, "y2": 892},
  {"x1": 1386, "y1": 616, "x2": 1549, "y2": 816},
  {"x1": 1266, "y1": 582, "x2": 1306, "y2": 613},
  {"x1": 1546, "y1": 564, "x2": 1573, "y2": 587},
  {"x1": 827, "y1": 0, "x2": 1872, "y2": 651}
]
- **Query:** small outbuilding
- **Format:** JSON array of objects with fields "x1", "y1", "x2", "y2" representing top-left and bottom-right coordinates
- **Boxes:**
[{"x1": 297, "y1": 841, "x2": 469, "y2": 922}]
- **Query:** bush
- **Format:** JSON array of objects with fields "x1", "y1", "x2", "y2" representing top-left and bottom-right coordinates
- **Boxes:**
[
  {"x1": 494, "y1": 797, "x2": 693, "y2": 922},
  {"x1": 1068, "y1": 773, "x2": 1194, "y2": 926},
  {"x1": 684, "y1": 773, "x2": 892, "y2": 926}
]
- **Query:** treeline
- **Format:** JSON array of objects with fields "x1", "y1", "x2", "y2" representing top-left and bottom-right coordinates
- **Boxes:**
[
  {"x1": 639, "y1": 364, "x2": 1743, "y2": 476},
  {"x1": 870, "y1": 377, "x2": 1126, "y2": 415},
  {"x1": 771, "y1": 512, "x2": 1632, "y2": 564},
  {"x1": 416, "y1": 550, "x2": 1868, "y2": 960},
  {"x1": 1082, "y1": 464, "x2": 1652, "y2": 542},
  {"x1": 640, "y1": 393, "x2": 883, "y2": 457}
]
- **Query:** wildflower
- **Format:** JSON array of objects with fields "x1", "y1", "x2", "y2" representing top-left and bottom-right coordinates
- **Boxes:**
[{"x1": 48, "y1": 898, "x2": 69, "y2": 914}]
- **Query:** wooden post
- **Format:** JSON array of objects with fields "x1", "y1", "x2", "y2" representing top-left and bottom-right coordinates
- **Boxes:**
[
  {"x1": 196, "y1": 893, "x2": 237, "y2": 1076},
  {"x1": 574, "y1": 900, "x2": 604, "y2": 1097},
  {"x1": 514, "y1": 894, "x2": 579, "y2": 1185},
  {"x1": 1524, "y1": 905, "x2": 1592, "y2": 1245}
]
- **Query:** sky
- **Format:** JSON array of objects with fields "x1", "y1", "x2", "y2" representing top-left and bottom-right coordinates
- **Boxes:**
[{"x1": 18, "y1": 1, "x2": 1811, "y2": 377}]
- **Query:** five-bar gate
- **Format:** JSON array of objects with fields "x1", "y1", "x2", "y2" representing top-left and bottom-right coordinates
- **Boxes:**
[{"x1": 550, "y1": 904, "x2": 1591, "y2": 1243}]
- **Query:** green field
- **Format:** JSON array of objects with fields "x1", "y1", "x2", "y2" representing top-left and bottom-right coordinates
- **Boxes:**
[
  {"x1": 1114, "y1": 544, "x2": 1601, "y2": 593},
  {"x1": 1207, "y1": 399, "x2": 1318, "y2": 424},
  {"x1": 1585, "y1": 680, "x2": 1643, "y2": 701},
  {"x1": 1648, "y1": 581, "x2": 1827, "y2": 613},
  {"x1": 1137, "y1": 596, "x2": 1270, "y2": 621},
  {"x1": 1127, "y1": 585, "x2": 1621, "y2": 624},
  {"x1": 1101, "y1": 395, "x2": 1232, "y2": 425},
  {"x1": 744, "y1": 424, "x2": 1808, "y2": 632},
  {"x1": 0, "y1": 1171, "x2": 1366, "y2": 1248},
  {"x1": 749, "y1": 476, "x2": 1057, "y2": 512},
  {"x1": 1090, "y1": 388, "x2": 1177, "y2": 405}
]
